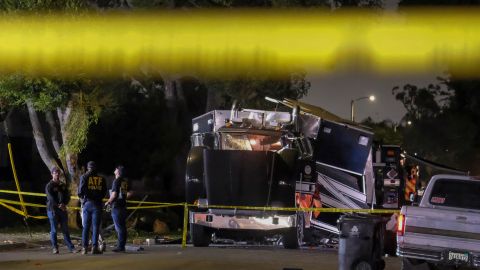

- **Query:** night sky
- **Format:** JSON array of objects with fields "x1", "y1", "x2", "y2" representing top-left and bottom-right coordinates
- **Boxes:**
[{"x1": 302, "y1": 71, "x2": 442, "y2": 123}]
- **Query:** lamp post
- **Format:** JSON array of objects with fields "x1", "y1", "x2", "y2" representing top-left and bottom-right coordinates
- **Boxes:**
[{"x1": 350, "y1": 95, "x2": 375, "y2": 122}]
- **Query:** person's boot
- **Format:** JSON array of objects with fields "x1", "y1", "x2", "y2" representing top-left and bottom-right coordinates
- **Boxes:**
[
  {"x1": 112, "y1": 247, "x2": 125, "y2": 253},
  {"x1": 91, "y1": 246, "x2": 102, "y2": 254},
  {"x1": 100, "y1": 242, "x2": 106, "y2": 252},
  {"x1": 52, "y1": 247, "x2": 59, "y2": 254},
  {"x1": 81, "y1": 247, "x2": 88, "y2": 255}
]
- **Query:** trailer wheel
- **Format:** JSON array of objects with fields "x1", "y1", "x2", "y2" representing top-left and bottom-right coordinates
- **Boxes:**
[
  {"x1": 283, "y1": 213, "x2": 304, "y2": 249},
  {"x1": 190, "y1": 223, "x2": 211, "y2": 247}
]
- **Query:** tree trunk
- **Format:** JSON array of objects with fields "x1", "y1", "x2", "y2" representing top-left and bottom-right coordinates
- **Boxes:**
[
  {"x1": 26, "y1": 101, "x2": 58, "y2": 171},
  {"x1": 1, "y1": 109, "x2": 13, "y2": 137},
  {"x1": 57, "y1": 103, "x2": 76, "y2": 179},
  {"x1": 45, "y1": 111, "x2": 62, "y2": 154}
]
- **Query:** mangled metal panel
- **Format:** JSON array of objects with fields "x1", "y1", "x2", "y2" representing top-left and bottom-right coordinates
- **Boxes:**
[
  {"x1": 298, "y1": 114, "x2": 321, "y2": 139},
  {"x1": 314, "y1": 119, "x2": 374, "y2": 176},
  {"x1": 192, "y1": 110, "x2": 291, "y2": 133}
]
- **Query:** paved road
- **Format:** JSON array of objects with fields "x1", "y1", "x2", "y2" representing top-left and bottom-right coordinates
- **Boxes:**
[{"x1": 0, "y1": 245, "x2": 401, "y2": 270}]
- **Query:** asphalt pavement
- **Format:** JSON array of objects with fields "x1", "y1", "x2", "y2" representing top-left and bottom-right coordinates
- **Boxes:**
[{"x1": 0, "y1": 244, "x2": 402, "y2": 270}]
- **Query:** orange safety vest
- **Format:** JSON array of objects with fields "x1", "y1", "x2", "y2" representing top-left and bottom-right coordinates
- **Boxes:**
[
  {"x1": 405, "y1": 177, "x2": 417, "y2": 201},
  {"x1": 296, "y1": 192, "x2": 322, "y2": 218}
]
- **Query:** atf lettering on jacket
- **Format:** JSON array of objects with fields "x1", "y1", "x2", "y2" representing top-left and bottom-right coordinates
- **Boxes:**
[{"x1": 88, "y1": 176, "x2": 104, "y2": 191}]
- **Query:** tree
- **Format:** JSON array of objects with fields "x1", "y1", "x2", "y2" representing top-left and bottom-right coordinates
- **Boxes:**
[
  {"x1": 392, "y1": 83, "x2": 451, "y2": 121},
  {"x1": 204, "y1": 71, "x2": 310, "y2": 111},
  {"x1": 0, "y1": 75, "x2": 121, "y2": 227},
  {"x1": 362, "y1": 117, "x2": 404, "y2": 146},
  {"x1": 392, "y1": 79, "x2": 480, "y2": 174},
  {"x1": 0, "y1": 0, "x2": 381, "y2": 223}
]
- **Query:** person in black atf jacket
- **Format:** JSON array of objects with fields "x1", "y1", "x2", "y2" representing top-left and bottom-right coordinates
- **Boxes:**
[
  {"x1": 105, "y1": 165, "x2": 132, "y2": 252},
  {"x1": 45, "y1": 167, "x2": 76, "y2": 254},
  {"x1": 78, "y1": 161, "x2": 107, "y2": 255}
]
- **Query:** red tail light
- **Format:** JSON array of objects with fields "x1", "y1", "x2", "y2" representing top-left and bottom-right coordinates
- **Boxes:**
[{"x1": 397, "y1": 214, "x2": 405, "y2": 236}]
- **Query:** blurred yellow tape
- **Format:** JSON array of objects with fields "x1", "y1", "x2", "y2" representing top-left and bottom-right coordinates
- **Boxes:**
[{"x1": 1, "y1": 9, "x2": 480, "y2": 77}]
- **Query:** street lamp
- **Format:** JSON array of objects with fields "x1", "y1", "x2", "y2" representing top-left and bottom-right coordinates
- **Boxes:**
[
  {"x1": 393, "y1": 119, "x2": 412, "y2": 133},
  {"x1": 350, "y1": 95, "x2": 375, "y2": 122}
]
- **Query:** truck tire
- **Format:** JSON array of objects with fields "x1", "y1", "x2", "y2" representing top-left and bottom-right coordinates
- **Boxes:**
[
  {"x1": 283, "y1": 213, "x2": 304, "y2": 249},
  {"x1": 190, "y1": 223, "x2": 211, "y2": 247},
  {"x1": 373, "y1": 225, "x2": 385, "y2": 270},
  {"x1": 426, "y1": 263, "x2": 455, "y2": 270},
  {"x1": 185, "y1": 146, "x2": 206, "y2": 204},
  {"x1": 354, "y1": 261, "x2": 373, "y2": 270},
  {"x1": 383, "y1": 230, "x2": 397, "y2": 257}
]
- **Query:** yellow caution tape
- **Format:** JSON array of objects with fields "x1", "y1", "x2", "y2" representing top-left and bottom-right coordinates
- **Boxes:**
[
  {"x1": 182, "y1": 203, "x2": 188, "y2": 249},
  {"x1": 126, "y1": 200, "x2": 181, "y2": 205},
  {"x1": 0, "y1": 190, "x2": 399, "y2": 214},
  {"x1": 126, "y1": 203, "x2": 185, "y2": 210},
  {"x1": 0, "y1": 188, "x2": 399, "y2": 219},
  {"x1": 0, "y1": 201, "x2": 26, "y2": 217},
  {"x1": 0, "y1": 189, "x2": 47, "y2": 197},
  {"x1": 0, "y1": 189, "x2": 181, "y2": 206},
  {"x1": 8, "y1": 143, "x2": 28, "y2": 219},
  {"x1": 0, "y1": 201, "x2": 48, "y2": 219},
  {"x1": 0, "y1": 198, "x2": 46, "y2": 208}
]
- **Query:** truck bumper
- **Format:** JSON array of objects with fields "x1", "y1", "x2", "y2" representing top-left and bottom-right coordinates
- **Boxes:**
[
  {"x1": 190, "y1": 211, "x2": 297, "y2": 231},
  {"x1": 398, "y1": 244, "x2": 480, "y2": 267}
]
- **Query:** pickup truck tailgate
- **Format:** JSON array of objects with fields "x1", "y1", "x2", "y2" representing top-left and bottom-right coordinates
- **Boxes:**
[{"x1": 400, "y1": 206, "x2": 480, "y2": 252}]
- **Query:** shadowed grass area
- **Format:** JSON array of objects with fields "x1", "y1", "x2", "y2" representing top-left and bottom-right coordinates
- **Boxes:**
[{"x1": 0, "y1": 225, "x2": 183, "y2": 246}]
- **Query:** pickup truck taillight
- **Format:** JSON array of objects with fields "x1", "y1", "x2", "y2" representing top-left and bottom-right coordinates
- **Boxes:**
[{"x1": 397, "y1": 214, "x2": 405, "y2": 236}]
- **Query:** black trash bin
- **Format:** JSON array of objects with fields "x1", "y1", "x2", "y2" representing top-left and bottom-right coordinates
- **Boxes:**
[{"x1": 338, "y1": 214, "x2": 385, "y2": 270}]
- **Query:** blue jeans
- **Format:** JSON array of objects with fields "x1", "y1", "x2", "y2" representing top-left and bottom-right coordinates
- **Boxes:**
[
  {"x1": 112, "y1": 207, "x2": 127, "y2": 250},
  {"x1": 47, "y1": 209, "x2": 75, "y2": 251},
  {"x1": 81, "y1": 201, "x2": 102, "y2": 249}
]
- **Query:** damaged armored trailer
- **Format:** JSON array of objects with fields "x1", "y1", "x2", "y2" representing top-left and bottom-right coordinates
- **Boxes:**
[{"x1": 185, "y1": 99, "x2": 377, "y2": 248}]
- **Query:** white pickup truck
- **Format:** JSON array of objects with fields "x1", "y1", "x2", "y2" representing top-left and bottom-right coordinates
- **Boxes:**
[{"x1": 397, "y1": 174, "x2": 480, "y2": 270}]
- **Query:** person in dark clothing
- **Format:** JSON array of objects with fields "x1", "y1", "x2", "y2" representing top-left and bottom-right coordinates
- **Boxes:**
[
  {"x1": 78, "y1": 161, "x2": 107, "y2": 255},
  {"x1": 45, "y1": 167, "x2": 76, "y2": 254},
  {"x1": 105, "y1": 165, "x2": 132, "y2": 252}
]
